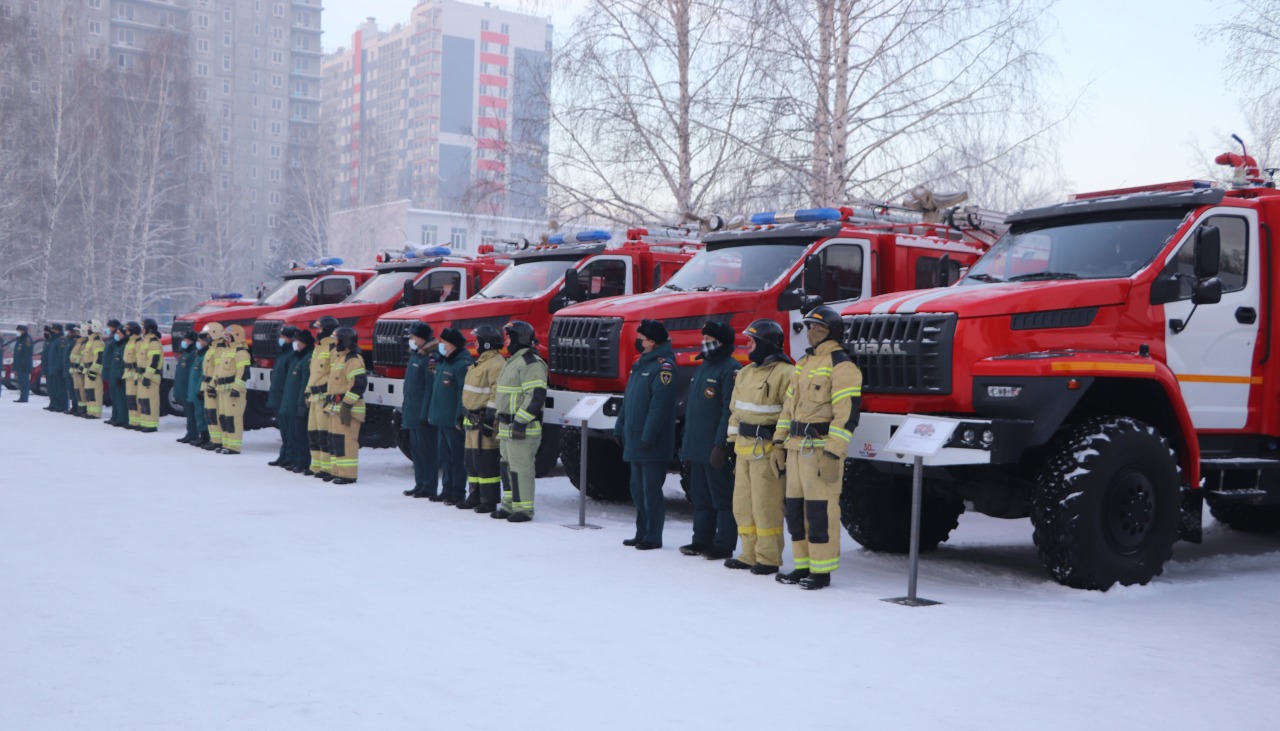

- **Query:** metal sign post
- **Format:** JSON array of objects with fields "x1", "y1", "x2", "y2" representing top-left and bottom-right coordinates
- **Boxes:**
[
  {"x1": 563, "y1": 396, "x2": 608, "y2": 530},
  {"x1": 880, "y1": 415, "x2": 960, "y2": 607}
]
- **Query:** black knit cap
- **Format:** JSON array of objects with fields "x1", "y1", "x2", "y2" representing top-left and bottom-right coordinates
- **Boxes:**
[
  {"x1": 293, "y1": 329, "x2": 315, "y2": 347},
  {"x1": 106, "y1": 319, "x2": 121, "y2": 329},
  {"x1": 281, "y1": 325, "x2": 298, "y2": 338},
  {"x1": 409, "y1": 322, "x2": 434, "y2": 341},
  {"x1": 182, "y1": 330, "x2": 198, "y2": 342},
  {"x1": 440, "y1": 327, "x2": 467, "y2": 349},
  {"x1": 701, "y1": 320, "x2": 735, "y2": 346},
  {"x1": 637, "y1": 319, "x2": 668, "y2": 344}
]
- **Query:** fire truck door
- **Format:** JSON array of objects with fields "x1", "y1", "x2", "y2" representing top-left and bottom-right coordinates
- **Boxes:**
[
  {"x1": 787, "y1": 238, "x2": 871, "y2": 361},
  {"x1": 1162, "y1": 209, "x2": 1259, "y2": 430}
]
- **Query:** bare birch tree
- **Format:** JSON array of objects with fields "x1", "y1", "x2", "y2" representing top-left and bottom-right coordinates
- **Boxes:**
[{"x1": 1215, "y1": 0, "x2": 1280, "y2": 163}]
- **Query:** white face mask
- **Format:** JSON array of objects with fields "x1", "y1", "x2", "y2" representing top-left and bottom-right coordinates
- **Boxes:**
[{"x1": 293, "y1": 341, "x2": 305, "y2": 352}]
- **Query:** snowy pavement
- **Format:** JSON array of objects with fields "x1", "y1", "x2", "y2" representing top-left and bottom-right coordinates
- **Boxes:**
[{"x1": 2, "y1": 403, "x2": 1278, "y2": 730}]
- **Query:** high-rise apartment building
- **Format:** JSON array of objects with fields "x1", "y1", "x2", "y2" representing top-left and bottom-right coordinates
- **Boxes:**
[
  {"x1": 322, "y1": 0, "x2": 551, "y2": 222},
  {"x1": 70, "y1": 0, "x2": 323, "y2": 281}
]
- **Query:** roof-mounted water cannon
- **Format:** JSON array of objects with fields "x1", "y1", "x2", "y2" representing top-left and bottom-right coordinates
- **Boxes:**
[
  {"x1": 1217, "y1": 134, "x2": 1266, "y2": 187},
  {"x1": 902, "y1": 187, "x2": 969, "y2": 224}
]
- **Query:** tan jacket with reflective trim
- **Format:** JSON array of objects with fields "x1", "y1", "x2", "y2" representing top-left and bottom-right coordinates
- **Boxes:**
[
  {"x1": 775, "y1": 339, "x2": 863, "y2": 456},
  {"x1": 326, "y1": 350, "x2": 366, "y2": 419},
  {"x1": 137, "y1": 333, "x2": 163, "y2": 378},
  {"x1": 70, "y1": 337, "x2": 86, "y2": 374},
  {"x1": 83, "y1": 334, "x2": 105, "y2": 380},
  {"x1": 462, "y1": 350, "x2": 504, "y2": 416},
  {"x1": 727, "y1": 357, "x2": 792, "y2": 439},
  {"x1": 307, "y1": 335, "x2": 335, "y2": 400}
]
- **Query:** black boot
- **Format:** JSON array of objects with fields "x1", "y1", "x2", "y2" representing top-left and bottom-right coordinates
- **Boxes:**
[
  {"x1": 776, "y1": 568, "x2": 810, "y2": 585},
  {"x1": 506, "y1": 512, "x2": 532, "y2": 523},
  {"x1": 679, "y1": 543, "x2": 709, "y2": 556},
  {"x1": 750, "y1": 563, "x2": 779, "y2": 576},
  {"x1": 724, "y1": 558, "x2": 752, "y2": 570},
  {"x1": 703, "y1": 547, "x2": 733, "y2": 560},
  {"x1": 268, "y1": 458, "x2": 285, "y2": 466},
  {"x1": 475, "y1": 484, "x2": 499, "y2": 513},
  {"x1": 799, "y1": 573, "x2": 830, "y2": 590},
  {"x1": 623, "y1": 538, "x2": 641, "y2": 547},
  {"x1": 490, "y1": 508, "x2": 510, "y2": 520},
  {"x1": 458, "y1": 490, "x2": 480, "y2": 509}
]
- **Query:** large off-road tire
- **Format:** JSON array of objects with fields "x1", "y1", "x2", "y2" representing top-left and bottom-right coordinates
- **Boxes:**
[
  {"x1": 560, "y1": 427, "x2": 632, "y2": 502},
  {"x1": 396, "y1": 428, "x2": 412, "y2": 460},
  {"x1": 33, "y1": 369, "x2": 45, "y2": 396},
  {"x1": 359, "y1": 404, "x2": 399, "y2": 448},
  {"x1": 162, "y1": 379, "x2": 183, "y2": 417},
  {"x1": 840, "y1": 459, "x2": 964, "y2": 553},
  {"x1": 1031, "y1": 416, "x2": 1181, "y2": 591},
  {"x1": 244, "y1": 391, "x2": 274, "y2": 431},
  {"x1": 536, "y1": 424, "x2": 561, "y2": 477}
]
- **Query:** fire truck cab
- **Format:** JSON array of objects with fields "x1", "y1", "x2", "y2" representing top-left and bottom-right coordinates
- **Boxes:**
[
  {"x1": 840, "y1": 154, "x2": 1280, "y2": 590},
  {"x1": 544, "y1": 205, "x2": 1000, "y2": 500}
]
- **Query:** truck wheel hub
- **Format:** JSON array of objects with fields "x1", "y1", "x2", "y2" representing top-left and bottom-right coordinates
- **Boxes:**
[{"x1": 1105, "y1": 468, "x2": 1155, "y2": 552}]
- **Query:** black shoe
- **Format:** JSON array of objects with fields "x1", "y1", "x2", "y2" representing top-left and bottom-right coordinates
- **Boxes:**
[
  {"x1": 313, "y1": 471, "x2": 329, "y2": 479},
  {"x1": 403, "y1": 489, "x2": 417, "y2": 497},
  {"x1": 288, "y1": 465, "x2": 305, "y2": 473},
  {"x1": 428, "y1": 494, "x2": 446, "y2": 502},
  {"x1": 750, "y1": 563, "x2": 779, "y2": 576},
  {"x1": 636, "y1": 542, "x2": 662, "y2": 551},
  {"x1": 776, "y1": 568, "x2": 810, "y2": 585},
  {"x1": 474, "y1": 504, "x2": 495, "y2": 514},
  {"x1": 268, "y1": 459, "x2": 284, "y2": 466},
  {"x1": 454, "y1": 499, "x2": 474, "y2": 510},
  {"x1": 332, "y1": 478, "x2": 357, "y2": 485},
  {"x1": 679, "y1": 543, "x2": 709, "y2": 556},
  {"x1": 140, "y1": 428, "x2": 157, "y2": 434},
  {"x1": 459, "y1": 493, "x2": 480, "y2": 510},
  {"x1": 176, "y1": 436, "x2": 192, "y2": 443},
  {"x1": 414, "y1": 492, "x2": 436, "y2": 499},
  {"x1": 321, "y1": 473, "x2": 334, "y2": 482},
  {"x1": 724, "y1": 558, "x2": 752, "y2": 570},
  {"x1": 623, "y1": 538, "x2": 641, "y2": 547},
  {"x1": 703, "y1": 547, "x2": 733, "y2": 560},
  {"x1": 15, "y1": 399, "x2": 28, "y2": 403},
  {"x1": 303, "y1": 469, "x2": 315, "y2": 476},
  {"x1": 506, "y1": 512, "x2": 532, "y2": 523},
  {"x1": 441, "y1": 496, "x2": 458, "y2": 506},
  {"x1": 490, "y1": 509, "x2": 510, "y2": 520},
  {"x1": 221, "y1": 450, "x2": 238, "y2": 455},
  {"x1": 799, "y1": 573, "x2": 830, "y2": 590},
  {"x1": 201, "y1": 442, "x2": 219, "y2": 451}
]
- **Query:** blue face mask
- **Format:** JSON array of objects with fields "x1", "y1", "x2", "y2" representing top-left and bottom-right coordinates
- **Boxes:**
[
  {"x1": 278, "y1": 338, "x2": 288, "y2": 347},
  {"x1": 180, "y1": 341, "x2": 190, "y2": 350},
  {"x1": 437, "y1": 343, "x2": 448, "y2": 356},
  {"x1": 113, "y1": 333, "x2": 121, "y2": 342}
]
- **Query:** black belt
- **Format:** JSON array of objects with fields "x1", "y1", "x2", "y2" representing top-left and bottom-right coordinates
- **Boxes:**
[
  {"x1": 738, "y1": 423, "x2": 776, "y2": 440},
  {"x1": 792, "y1": 421, "x2": 829, "y2": 437}
]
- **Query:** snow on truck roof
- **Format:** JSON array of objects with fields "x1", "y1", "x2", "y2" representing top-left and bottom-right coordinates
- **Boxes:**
[{"x1": 1006, "y1": 186, "x2": 1226, "y2": 226}]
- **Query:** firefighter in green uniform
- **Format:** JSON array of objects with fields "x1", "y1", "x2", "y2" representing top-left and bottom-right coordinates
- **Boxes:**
[
  {"x1": 493, "y1": 320, "x2": 547, "y2": 522},
  {"x1": 174, "y1": 331, "x2": 200, "y2": 443},
  {"x1": 280, "y1": 330, "x2": 314, "y2": 471},
  {"x1": 724, "y1": 319, "x2": 793, "y2": 575},
  {"x1": 135, "y1": 319, "x2": 164, "y2": 432},
  {"x1": 461, "y1": 325, "x2": 505, "y2": 513},
  {"x1": 187, "y1": 331, "x2": 211, "y2": 446},
  {"x1": 43, "y1": 324, "x2": 64, "y2": 412},
  {"x1": 81, "y1": 321, "x2": 106, "y2": 419},
  {"x1": 429, "y1": 328, "x2": 473, "y2": 505},
  {"x1": 773, "y1": 306, "x2": 862, "y2": 590},
  {"x1": 307, "y1": 316, "x2": 339, "y2": 478},
  {"x1": 679, "y1": 321, "x2": 741, "y2": 560},
  {"x1": 106, "y1": 321, "x2": 129, "y2": 426},
  {"x1": 100, "y1": 320, "x2": 118, "y2": 420},
  {"x1": 400, "y1": 323, "x2": 439, "y2": 498},
  {"x1": 11, "y1": 324, "x2": 33, "y2": 402},
  {"x1": 266, "y1": 325, "x2": 298, "y2": 466},
  {"x1": 325, "y1": 327, "x2": 366, "y2": 484},
  {"x1": 199, "y1": 323, "x2": 227, "y2": 449},
  {"x1": 616, "y1": 319, "x2": 679, "y2": 549}
]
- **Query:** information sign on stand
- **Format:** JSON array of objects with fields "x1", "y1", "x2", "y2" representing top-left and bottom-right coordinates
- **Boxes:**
[
  {"x1": 880, "y1": 415, "x2": 960, "y2": 608},
  {"x1": 563, "y1": 396, "x2": 609, "y2": 530}
]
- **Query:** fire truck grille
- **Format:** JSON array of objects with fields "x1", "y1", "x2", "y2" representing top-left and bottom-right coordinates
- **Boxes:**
[
  {"x1": 843, "y1": 313, "x2": 956, "y2": 394},
  {"x1": 251, "y1": 320, "x2": 284, "y2": 361},
  {"x1": 170, "y1": 320, "x2": 194, "y2": 349},
  {"x1": 373, "y1": 320, "x2": 412, "y2": 368},
  {"x1": 549, "y1": 316, "x2": 623, "y2": 379}
]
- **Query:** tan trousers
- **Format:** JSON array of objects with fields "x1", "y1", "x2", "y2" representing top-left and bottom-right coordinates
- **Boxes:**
[
  {"x1": 84, "y1": 374, "x2": 104, "y2": 417},
  {"x1": 328, "y1": 405, "x2": 362, "y2": 479},
  {"x1": 308, "y1": 397, "x2": 331, "y2": 472},
  {"x1": 204, "y1": 386, "x2": 221, "y2": 445},
  {"x1": 137, "y1": 375, "x2": 161, "y2": 429},
  {"x1": 733, "y1": 440, "x2": 786, "y2": 567},
  {"x1": 71, "y1": 372, "x2": 84, "y2": 410},
  {"x1": 784, "y1": 448, "x2": 844, "y2": 574},
  {"x1": 216, "y1": 389, "x2": 246, "y2": 452},
  {"x1": 126, "y1": 375, "x2": 140, "y2": 427}
]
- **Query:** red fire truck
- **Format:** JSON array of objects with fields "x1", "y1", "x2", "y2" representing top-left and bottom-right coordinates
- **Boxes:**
[
  {"x1": 162, "y1": 259, "x2": 375, "y2": 424},
  {"x1": 366, "y1": 229, "x2": 704, "y2": 472},
  {"x1": 839, "y1": 150, "x2": 1280, "y2": 590},
  {"x1": 544, "y1": 204, "x2": 1002, "y2": 500},
  {"x1": 249, "y1": 247, "x2": 506, "y2": 447}
]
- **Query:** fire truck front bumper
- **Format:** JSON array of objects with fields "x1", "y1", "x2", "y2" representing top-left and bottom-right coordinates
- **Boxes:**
[{"x1": 847, "y1": 412, "x2": 1033, "y2": 467}]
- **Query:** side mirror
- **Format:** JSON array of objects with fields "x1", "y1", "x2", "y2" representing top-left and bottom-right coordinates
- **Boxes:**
[
  {"x1": 777, "y1": 289, "x2": 802, "y2": 311},
  {"x1": 1194, "y1": 225, "x2": 1221, "y2": 279},
  {"x1": 803, "y1": 254, "x2": 824, "y2": 296},
  {"x1": 935, "y1": 254, "x2": 953, "y2": 287},
  {"x1": 401, "y1": 280, "x2": 414, "y2": 308},
  {"x1": 295, "y1": 285, "x2": 307, "y2": 307},
  {"x1": 561, "y1": 267, "x2": 584, "y2": 302},
  {"x1": 1192, "y1": 277, "x2": 1223, "y2": 305}
]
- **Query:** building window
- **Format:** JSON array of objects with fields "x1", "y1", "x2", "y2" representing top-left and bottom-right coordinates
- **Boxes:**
[
  {"x1": 269, "y1": 191, "x2": 280, "y2": 205},
  {"x1": 268, "y1": 214, "x2": 278, "y2": 228},
  {"x1": 270, "y1": 168, "x2": 281, "y2": 182},
  {"x1": 223, "y1": 8, "x2": 231, "y2": 22},
  {"x1": 197, "y1": 38, "x2": 209, "y2": 53},
  {"x1": 222, "y1": 79, "x2": 231, "y2": 94},
  {"x1": 197, "y1": 13, "x2": 209, "y2": 28},
  {"x1": 223, "y1": 31, "x2": 231, "y2": 46},
  {"x1": 115, "y1": 28, "x2": 135, "y2": 46},
  {"x1": 221, "y1": 127, "x2": 230, "y2": 143},
  {"x1": 88, "y1": 20, "x2": 101, "y2": 35},
  {"x1": 450, "y1": 227, "x2": 467, "y2": 250},
  {"x1": 196, "y1": 62, "x2": 209, "y2": 77},
  {"x1": 270, "y1": 144, "x2": 281, "y2": 159},
  {"x1": 116, "y1": 4, "x2": 134, "y2": 20},
  {"x1": 273, "y1": 3, "x2": 284, "y2": 18},
  {"x1": 272, "y1": 50, "x2": 283, "y2": 65},
  {"x1": 420, "y1": 225, "x2": 437, "y2": 246},
  {"x1": 250, "y1": 189, "x2": 258, "y2": 203},
  {"x1": 222, "y1": 55, "x2": 231, "y2": 71}
]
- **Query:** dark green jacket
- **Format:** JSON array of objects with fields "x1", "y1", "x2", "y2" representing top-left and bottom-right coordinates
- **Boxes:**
[
  {"x1": 427, "y1": 347, "x2": 473, "y2": 429},
  {"x1": 57, "y1": 336, "x2": 73, "y2": 376},
  {"x1": 187, "y1": 346, "x2": 208, "y2": 404},
  {"x1": 615, "y1": 341, "x2": 679, "y2": 463},
  {"x1": 12, "y1": 333, "x2": 33, "y2": 374},
  {"x1": 281, "y1": 347, "x2": 312, "y2": 417},
  {"x1": 401, "y1": 342, "x2": 437, "y2": 428},
  {"x1": 43, "y1": 334, "x2": 62, "y2": 377},
  {"x1": 266, "y1": 346, "x2": 296, "y2": 412},
  {"x1": 173, "y1": 344, "x2": 198, "y2": 404},
  {"x1": 680, "y1": 351, "x2": 740, "y2": 463},
  {"x1": 101, "y1": 336, "x2": 118, "y2": 381},
  {"x1": 108, "y1": 335, "x2": 128, "y2": 384}
]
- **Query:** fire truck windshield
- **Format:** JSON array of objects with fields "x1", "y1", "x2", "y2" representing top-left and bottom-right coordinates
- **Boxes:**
[
  {"x1": 660, "y1": 243, "x2": 806, "y2": 292},
  {"x1": 963, "y1": 211, "x2": 1187, "y2": 284},
  {"x1": 258, "y1": 280, "x2": 302, "y2": 306},
  {"x1": 193, "y1": 303, "x2": 233, "y2": 313},
  {"x1": 348, "y1": 271, "x2": 416, "y2": 303},
  {"x1": 477, "y1": 260, "x2": 566, "y2": 299}
]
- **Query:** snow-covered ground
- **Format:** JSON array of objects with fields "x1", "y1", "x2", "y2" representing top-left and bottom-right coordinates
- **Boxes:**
[{"x1": 2, "y1": 402, "x2": 1277, "y2": 730}]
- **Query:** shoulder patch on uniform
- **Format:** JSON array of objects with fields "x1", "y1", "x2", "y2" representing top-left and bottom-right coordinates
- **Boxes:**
[
  {"x1": 659, "y1": 359, "x2": 674, "y2": 370},
  {"x1": 831, "y1": 350, "x2": 851, "y2": 364},
  {"x1": 660, "y1": 369, "x2": 673, "y2": 386}
]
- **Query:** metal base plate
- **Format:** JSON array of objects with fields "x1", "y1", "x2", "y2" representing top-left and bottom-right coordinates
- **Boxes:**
[
  {"x1": 882, "y1": 596, "x2": 943, "y2": 607},
  {"x1": 563, "y1": 523, "x2": 602, "y2": 530}
]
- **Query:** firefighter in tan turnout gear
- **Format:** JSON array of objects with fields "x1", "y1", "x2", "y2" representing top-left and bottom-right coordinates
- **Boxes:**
[
  {"x1": 461, "y1": 325, "x2": 506, "y2": 513},
  {"x1": 493, "y1": 320, "x2": 547, "y2": 522},
  {"x1": 325, "y1": 327, "x2": 366, "y2": 484},
  {"x1": 81, "y1": 321, "x2": 106, "y2": 419},
  {"x1": 199, "y1": 323, "x2": 228, "y2": 449},
  {"x1": 307, "y1": 316, "x2": 339, "y2": 479},
  {"x1": 68, "y1": 324, "x2": 86, "y2": 416},
  {"x1": 123, "y1": 321, "x2": 142, "y2": 429},
  {"x1": 214, "y1": 324, "x2": 252, "y2": 454},
  {"x1": 724, "y1": 319, "x2": 794, "y2": 576},
  {"x1": 135, "y1": 319, "x2": 164, "y2": 432},
  {"x1": 773, "y1": 306, "x2": 862, "y2": 590}
]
